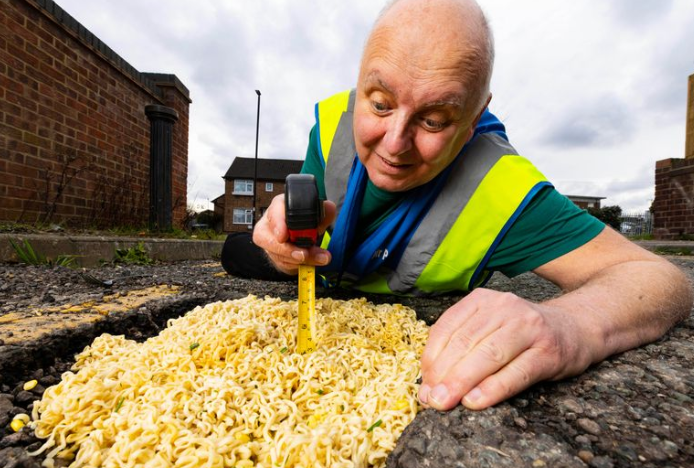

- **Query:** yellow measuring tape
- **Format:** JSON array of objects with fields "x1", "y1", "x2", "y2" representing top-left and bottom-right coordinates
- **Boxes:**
[{"x1": 297, "y1": 264, "x2": 317, "y2": 354}]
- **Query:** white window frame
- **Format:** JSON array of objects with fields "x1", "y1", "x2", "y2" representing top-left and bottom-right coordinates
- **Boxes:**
[
  {"x1": 233, "y1": 179, "x2": 254, "y2": 195},
  {"x1": 232, "y1": 208, "x2": 254, "y2": 225},
  {"x1": 265, "y1": 182, "x2": 274, "y2": 192}
]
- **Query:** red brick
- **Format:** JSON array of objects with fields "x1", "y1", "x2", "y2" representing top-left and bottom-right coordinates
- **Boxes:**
[
  {"x1": 5, "y1": 114, "x2": 36, "y2": 133},
  {"x1": 656, "y1": 159, "x2": 674, "y2": 170},
  {"x1": 6, "y1": 89, "x2": 38, "y2": 113},
  {"x1": 28, "y1": 20, "x2": 54, "y2": 46},
  {"x1": 0, "y1": 46, "x2": 25, "y2": 71},
  {"x1": 1, "y1": 19, "x2": 26, "y2": 50}
]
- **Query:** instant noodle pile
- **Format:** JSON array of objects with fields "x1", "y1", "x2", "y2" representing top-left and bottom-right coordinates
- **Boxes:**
[{"x1": 30, "y1": 295, "x2": 429, "y2": 468}]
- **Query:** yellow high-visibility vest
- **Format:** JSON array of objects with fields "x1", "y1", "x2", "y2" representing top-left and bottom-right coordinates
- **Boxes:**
[{"x1": 315, "y1": 89, "x2": 550, "y2": 295}]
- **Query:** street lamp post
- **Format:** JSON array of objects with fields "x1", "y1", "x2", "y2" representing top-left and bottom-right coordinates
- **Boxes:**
[{"x1": 252, "y1": 89, "x2": 261, "y2": 228}]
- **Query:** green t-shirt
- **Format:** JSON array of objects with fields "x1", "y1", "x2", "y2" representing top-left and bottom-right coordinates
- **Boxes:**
[{"x1": 301, "y1": 126, "x2": 604, "y2": 278}]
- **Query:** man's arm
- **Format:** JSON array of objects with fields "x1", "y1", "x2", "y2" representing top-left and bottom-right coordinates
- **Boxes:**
[{"x1": 418, "y1": 227, "x2": 692, "y2": 410}]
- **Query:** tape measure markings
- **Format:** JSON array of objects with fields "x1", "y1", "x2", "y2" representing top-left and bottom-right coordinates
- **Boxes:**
[{"x1": 297, "y1": 264, "x2": 317, "y2": 354}]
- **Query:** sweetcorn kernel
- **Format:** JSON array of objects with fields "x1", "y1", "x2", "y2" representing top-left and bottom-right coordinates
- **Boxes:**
[
  {"x1": 13, "y1": 413, "x2": 30, "y2": 424},
  {"x1": 393, "y1": 399, "x2": 409, "y2": 411},
  {"x1": 10, "y1": 418, "x2": 25, "y2": 432},
  {"x1": 23, "y1": 380, "x2": 38, "y2": 391}
]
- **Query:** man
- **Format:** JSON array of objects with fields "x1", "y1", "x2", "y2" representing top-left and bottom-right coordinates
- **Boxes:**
[{"x1": 237, "y1": 0, "x2": 692, "y2": 411}]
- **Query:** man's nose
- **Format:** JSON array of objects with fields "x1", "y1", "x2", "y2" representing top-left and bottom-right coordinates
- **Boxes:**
[{"x1": 383, "y1": 113, "x2": 413, "y2": 156}]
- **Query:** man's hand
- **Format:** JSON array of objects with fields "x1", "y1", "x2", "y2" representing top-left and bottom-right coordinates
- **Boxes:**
[
  {"x1": 252, "y1": 194, "x2": 336, "y2": 275},
  {"x1": 418, "y1": 289, "x2": 591, "y2": 411},
  {"x1": 418, "y1": 227, "x2": 692, "y2": 411}
]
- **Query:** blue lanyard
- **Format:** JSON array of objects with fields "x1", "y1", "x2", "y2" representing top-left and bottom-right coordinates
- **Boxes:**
[{"x1": 319, "y1": 156, "x2": 453, "y2": 285}]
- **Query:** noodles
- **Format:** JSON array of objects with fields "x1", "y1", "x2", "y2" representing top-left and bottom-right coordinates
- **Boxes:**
[{"x1": 31, "y1": 296, "x2": 429, "y2": 468}]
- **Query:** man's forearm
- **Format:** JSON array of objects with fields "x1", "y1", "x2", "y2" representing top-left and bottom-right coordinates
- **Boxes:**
[{"x1": 544, "y1": 258, "x2": 692, "y2": 369}]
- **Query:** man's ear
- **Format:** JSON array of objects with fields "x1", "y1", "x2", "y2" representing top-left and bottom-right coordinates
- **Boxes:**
[
  {"x1": 472, "y1": 93, "x2": 492, "y2": 128},
  {"x1": 465, "y1": 93, "x2": 493, "y2": 142}
]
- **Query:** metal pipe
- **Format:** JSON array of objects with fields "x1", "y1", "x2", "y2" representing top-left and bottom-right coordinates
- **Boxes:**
[{"x1": 253, "y1": 89, "x2": 261, "y2": 228}]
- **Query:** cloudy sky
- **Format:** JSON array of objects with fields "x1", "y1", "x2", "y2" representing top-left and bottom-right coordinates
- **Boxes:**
[{"x1": 55, "y1": 0, "x2": 694, "y2": 212}]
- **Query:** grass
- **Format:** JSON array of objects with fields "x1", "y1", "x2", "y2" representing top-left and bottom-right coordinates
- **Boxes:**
[
  {"x1": 653, "y1": 246, "x2": 693, "y2": 256},
  {"x1": 101, "y1": 226, "x2": 225, "y2": 241},
  {"x1": 9, "y1": 238, "x2": 78, "y2": 268},
  {"x1": 0, "y1": 221, "x2": 225, "y2": 241},
  {"x1": 113, "y1": 242, "x2": 154, "y2": 265},
  {"x1": 627, "y1": 233, "x2": 654, "y2": 241},
  {"x1": 0, "y1": 222, "x2": 42, "y2": 233}
]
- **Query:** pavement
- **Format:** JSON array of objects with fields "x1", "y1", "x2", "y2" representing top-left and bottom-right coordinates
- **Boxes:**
[
  {"x1": 1, "y1": 235, "x2": 693, "y2": 466},
  {"x1": 1, "y1": 255, "x2": 693, "y2": 466}
]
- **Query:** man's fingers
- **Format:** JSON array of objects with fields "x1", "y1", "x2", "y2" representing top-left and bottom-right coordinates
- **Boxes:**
[
  {"x1": 461, "y1": 350, "x2": 546, "y2": 410},
  {"x1": 308, "y1": 246, "x2": 331, "y2": 266},
  {"x1": 265, "y1": 195, "x2": 289, "y2": 242},
  {"x1": 420, "y1": 323, "x2": 532, "y2": 410},
  {"x1": 320, "y1": 200, "x2": 337, "y2": 232},
  {"x1": 420, "y1": 295, "x2": 479, "y2": 374}
]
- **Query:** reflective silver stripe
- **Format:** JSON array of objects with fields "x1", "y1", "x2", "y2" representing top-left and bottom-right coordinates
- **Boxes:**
[
  {"x1": 387, "y1": 133, "x2": 518, "y2": 295},
  {"x1": 324, "y1": 89, "x2": 356, "y2": 216}
]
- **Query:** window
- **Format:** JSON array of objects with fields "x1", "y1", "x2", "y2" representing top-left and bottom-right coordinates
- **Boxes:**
[
  {"x1": 265, "y1": 182, "x2": 274, "y2": 192},
  {"x1": 233, "y1": 208, "x2": 253, "y2": 225},
  {"x1": 233, "y1": 179, "x2": 254, "y2": 195}
]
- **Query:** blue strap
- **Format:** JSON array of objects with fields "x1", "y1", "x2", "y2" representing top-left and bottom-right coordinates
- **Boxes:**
[
  {"x1": 475, "y1": 108, "x2": 508, "y2": 140},
  {"x1": 321, "y1": 157, "x2": 365, "y2": 275}
]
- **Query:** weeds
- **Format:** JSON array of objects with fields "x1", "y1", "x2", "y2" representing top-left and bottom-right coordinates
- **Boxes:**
[
  {"x1": 627, "y1": 233, "x2": 654, "y2": 241},
  {"x1": 113, "y1": 242, "x2": 154, "y2": 265},
  {"x1": 9, "y1": 239, "x2": 78, "y2": 268},
  {"x1": 189, "y1": 229, "x2": 225, "y2": 241},
  {"x1": 653, "y1": 246, "x2": 693, "y2": 256}
]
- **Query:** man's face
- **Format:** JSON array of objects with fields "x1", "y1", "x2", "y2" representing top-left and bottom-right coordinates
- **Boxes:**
[{"x1": 353, "y1": 30, "x2": 480, "y2": 193}]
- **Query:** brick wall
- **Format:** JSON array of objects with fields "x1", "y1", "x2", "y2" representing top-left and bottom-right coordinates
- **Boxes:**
[
  {"x1": 653, "y1": 73, "x2": 694, "y2": 239},
  {"x1": 653, "y1": 158, "x2": 694, "y2": 239},
  {"x1": 224, "y1": 179, "x2": 284, "y2": 233},
  {"x1": 0, "y1": 0, "x2": 191, "y2": 228}
]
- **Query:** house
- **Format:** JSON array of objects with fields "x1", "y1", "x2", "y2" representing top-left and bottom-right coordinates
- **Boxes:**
[
  {"x1": 211, "y1": 194, "x2": 225, "y2": 218},
  {"x1": 221, "y1": 157, "x2": 304, "y2": 232},
  {"x1": 565, "y1": 195, "x2": 605, "y2": 210}
]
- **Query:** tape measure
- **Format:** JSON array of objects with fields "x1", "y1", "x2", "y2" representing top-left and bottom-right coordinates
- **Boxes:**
[
  {"x1": 297, "y1": 264, "x2": 316, "y2": 354},
  {"x1": 285, "y1": 174, "x2": 323, "y2": 355}
]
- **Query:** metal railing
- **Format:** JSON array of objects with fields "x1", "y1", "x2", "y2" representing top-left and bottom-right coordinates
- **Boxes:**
[{"x1": 619, "y1": 211, "x2": 652, "y2": 236}]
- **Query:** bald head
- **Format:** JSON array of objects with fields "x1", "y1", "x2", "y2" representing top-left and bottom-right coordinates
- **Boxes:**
[{"x1": 362, "y1": 0, "x2": 494, "y2": 115}]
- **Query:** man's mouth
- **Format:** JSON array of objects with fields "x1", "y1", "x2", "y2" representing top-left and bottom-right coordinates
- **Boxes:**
[{"x1": 379, "y1": 155, "x2": 412, "y2": 168}]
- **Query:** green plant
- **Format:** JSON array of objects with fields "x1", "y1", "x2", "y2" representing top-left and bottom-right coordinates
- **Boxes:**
[
  {"x1": 587, "y1": 205, "x2": 622, "y2": 230},
  {"x1": 53, "y1": 254, "x2": 78, "y2": 268},
  {"x1": 628, "y1": 233, "x2": 654, "y2": 241},
  {"x1": 653, "y1": 246, "x2": 693, "y2": 256},
  {"x1": 113, "y1": 242, "x2": 154, "y2": 265},
  {"x1": 190, "y1": 229, "x2": 225, "y2": 240},
  {"x1": 9, "y1": 239, "x2": 45, "y2": 265},
  {"x1": 9, "y1": 239, "x2": 78, "y2": 268},
  {"x1": 0, "y1": 222, "x2": 40, "y2": 233}
]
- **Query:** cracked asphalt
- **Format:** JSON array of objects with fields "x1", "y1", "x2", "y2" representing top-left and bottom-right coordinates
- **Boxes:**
[{"x1": 0, "y1": 255, "x2": 693, "y2": 467}]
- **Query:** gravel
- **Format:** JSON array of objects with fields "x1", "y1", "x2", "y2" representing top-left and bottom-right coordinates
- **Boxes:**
[{"x1": 0, "y1": 256, "x2": 693, "y2": 467}]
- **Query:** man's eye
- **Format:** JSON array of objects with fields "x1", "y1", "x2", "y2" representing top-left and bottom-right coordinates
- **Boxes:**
[
  {"x1": 421, "y1": 117, "x2": 447, "y2": 131},
  {"x1": 371, "y1": 100, "x2": 390, "y2": 113}
]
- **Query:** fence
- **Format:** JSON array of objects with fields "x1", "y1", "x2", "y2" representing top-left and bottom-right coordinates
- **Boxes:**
[{"x1": 619, "y1": 211, "x2": 652, "y2": 236}]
